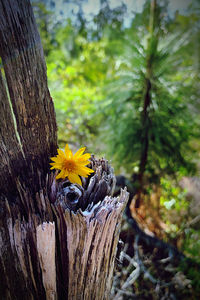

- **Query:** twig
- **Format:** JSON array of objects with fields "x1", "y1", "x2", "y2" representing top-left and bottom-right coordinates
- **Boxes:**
[{"x1": 134, "y1": 234, "x2": 159, "y2": 284}]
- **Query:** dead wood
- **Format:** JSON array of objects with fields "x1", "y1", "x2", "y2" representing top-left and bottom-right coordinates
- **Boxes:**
[{"x1": 0, "y1": 1, "x2": 128, "y2": 299}]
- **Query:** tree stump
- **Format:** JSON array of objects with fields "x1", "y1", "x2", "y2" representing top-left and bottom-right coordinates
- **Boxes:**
[{"x1": 0, "y1": 1, "x2": 129, "y2": 299}]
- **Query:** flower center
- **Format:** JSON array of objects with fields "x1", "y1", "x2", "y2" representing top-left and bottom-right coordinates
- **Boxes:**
[{"x1": 63, "y1": 159, "x2": 76, "y2": 172}]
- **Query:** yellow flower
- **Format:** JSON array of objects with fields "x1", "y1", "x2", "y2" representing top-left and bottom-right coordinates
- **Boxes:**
[{"x1": 50, "y1": 144, "x2": 94, "y2": 185}]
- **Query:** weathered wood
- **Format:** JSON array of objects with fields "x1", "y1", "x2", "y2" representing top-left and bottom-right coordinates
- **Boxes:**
[
  {"x1": 0, "y1": 69, "x2": 25, "y2": 196},
  {"x1": 36, "y1": 222, "x2": 56, "y2": 300},
  {"x1": 0, "y1": 0, "x2": 57, "y2": 298},
  {"x1": 0, "y1": 1, "x2": 129, "y2": 299},
  {"x1": 0, "y1": 0, "x2": 57, "y2": 196},
  {"x1": 54, "y1": 190, "x2": 128, "y2": 300},
  {"x1": 52, "y1": 158, "x2": 128, "y2": 300},
  {"x1": 0, "y1": 157, "x2": 128, "y2": 299}
]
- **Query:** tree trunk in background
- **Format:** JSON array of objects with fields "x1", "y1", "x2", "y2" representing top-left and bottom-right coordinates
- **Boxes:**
[
  {"x1": 0, "y1": 1, "x2": 128, "y2": 299},
  {"x1": 135, "y1": 0, "x2": 157, "y2": 209}
]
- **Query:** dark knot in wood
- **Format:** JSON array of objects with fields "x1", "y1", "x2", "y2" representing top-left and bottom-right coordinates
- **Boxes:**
[{"x1": 55, "y1": 180, "x2": 84, "y2": 211}]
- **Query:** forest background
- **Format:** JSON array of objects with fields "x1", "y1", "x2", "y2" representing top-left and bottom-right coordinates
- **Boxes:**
[{"x1": 32, "y1": 0, "x2": 200, "y2": 297}]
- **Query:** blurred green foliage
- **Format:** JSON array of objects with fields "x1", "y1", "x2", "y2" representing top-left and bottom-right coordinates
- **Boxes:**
[
  {"x1": 34, "y1": 0, "x2": 199, "y2": 176},
  {"x1": 44, "y1": 20, "x2": 108, "y2": 150},
  {"x1": 101, "y1": 2, "x2": 199, "y2": 177},
  {"x1": 33, "y1": 0, "x2": 200, "y2": 277}
]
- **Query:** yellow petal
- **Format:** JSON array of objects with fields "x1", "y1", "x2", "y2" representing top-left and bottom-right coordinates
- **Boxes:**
[
  {"x1": 80, "y1": 166, "x2": 94, "y2": 173},
  {"x1": 77, "y1": 153, "x2": 91, "y2": 161},
  {"x1": 50, "y1": 162, "x2": 63, "y2": 170},
  {"x1": 73, "y1": 168, "x2": 89, "y2": 177},
  {"x1": 74, "y1": 147, "x2": 86, "y2": 159},
  {"x1": 50, "y1": 163, "x2": 57, "y2": 168},
  {"x1": 50, "y1": 156, "x2": 63, "y2": 163},
  {"x1": 56, "y1": 170, "x2": 66, "y2": 179},
  {"x1": 77, "y1": 160, "x2": 91, "y2": 166},
  {"x1": 78, "y1": 166, "x2": 94, "y2": 177},
  {"x1": 65, "y1": 144, "x2": 70, "y2": 156},
  {"x1": 68, "y1": 150, "x2": 73, "y2": 158},
  {"x1": 64, "y1": 169, "x2": 69, "y2": 177},
  {"x1": 50, "y1": 159, "x2": 60, "y2": 165},
  {"x1": 68, "y1": 173, "x2": 82, "y2": 186},
  {"x1": 57, "y1": 149, "x2": 65, "y2": 157},
  {"x1": 50, "y1": 157, "x2": 58, "y2": 162},
  {"x1": 64, "y1": 144, "x2": 73, "y2": 158}
]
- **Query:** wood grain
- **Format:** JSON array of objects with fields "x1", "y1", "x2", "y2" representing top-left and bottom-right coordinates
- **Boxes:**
[{"x1": 0, "y1": 0, "x2": 57, "y2": 196}]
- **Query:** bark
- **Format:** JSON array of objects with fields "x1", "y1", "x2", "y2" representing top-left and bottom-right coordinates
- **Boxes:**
[
  {"x1": 52, "y1": 158, "x2": 128, "y2": 300},
  {"x1": 0, "y1": 1, "x2": 128, "y2": 299},
  {"x1": 0, "y1": 157, "x2": 128, "y2": 299},
  {"x1": 0, "y1": 0, "x2": 57, "y2": 197}
]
